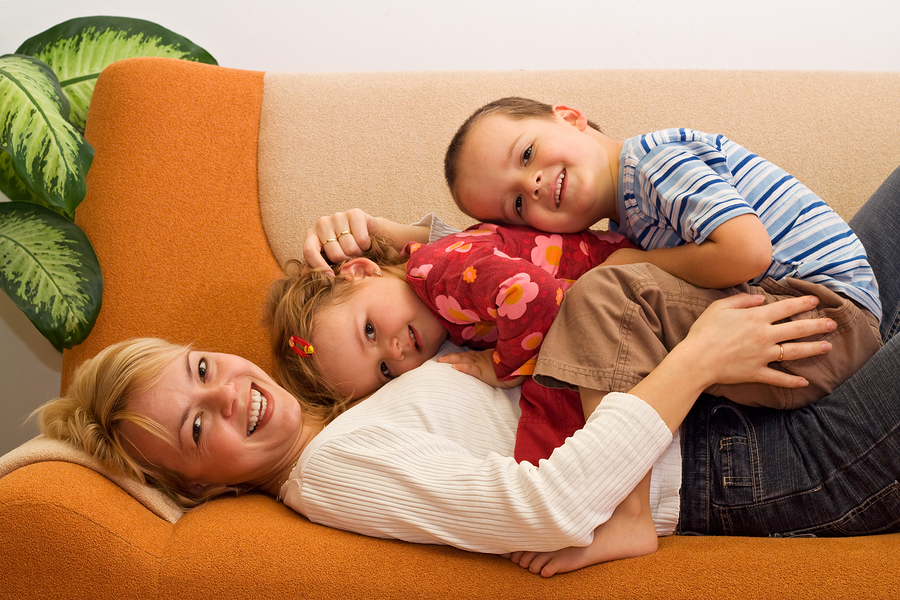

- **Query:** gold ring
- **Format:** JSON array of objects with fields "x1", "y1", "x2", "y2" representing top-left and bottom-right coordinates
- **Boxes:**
[
  {"x1": 336, "y1": 230, "x2": 351, "y2": 239},
  {"x1": 322, "y1": 237, "x2": 338, "y2": 245},
  {"x1": 776, "y1": 344, "x2": 785, "y2": 362}
]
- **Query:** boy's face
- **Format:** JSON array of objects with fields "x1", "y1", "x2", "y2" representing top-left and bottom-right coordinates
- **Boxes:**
[
  {"x1": 455, "y1": 107, "x2": 617, "y2": 233},
  {"x1": 311, "y1": 270, "x2": 449, "y2": 400}
]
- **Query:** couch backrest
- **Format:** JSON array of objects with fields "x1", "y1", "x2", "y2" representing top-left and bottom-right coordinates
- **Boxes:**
[{"x1": 258, "y1": 69, "x2": 900, "y2": 266}]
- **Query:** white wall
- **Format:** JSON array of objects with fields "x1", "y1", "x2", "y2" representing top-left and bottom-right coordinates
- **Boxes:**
[{"x1": 2, "y1": 0, "x2": 899, "y2": 455}]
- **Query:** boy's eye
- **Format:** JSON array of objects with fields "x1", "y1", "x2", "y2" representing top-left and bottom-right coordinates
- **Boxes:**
[
  {"x1": 192, "y1": 413, "x2": 203, "y2": 445},
  {"x1": 197, "y1": 357, "x2": 208, "y2": 381},
  {"x1": 514, "y1": 195, "x2": 523, "y2": 216},
  {"x1": 380, "y1": 362, "x2": 392, "y2": 378},
  {"x1": 523, "y1": 145, "x2": 532, "y2": 164},
  {"x1": 365, "y1": 322, "x2": 375, "y2": 340}
]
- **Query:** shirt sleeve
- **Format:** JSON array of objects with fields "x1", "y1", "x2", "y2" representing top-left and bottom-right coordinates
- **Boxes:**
[
  {"x1": 634, "y1": 143, "x2": 756, "y2": 245},
  {"x1": 292, "y1": 390, "x2": 672, "y2": 554}
]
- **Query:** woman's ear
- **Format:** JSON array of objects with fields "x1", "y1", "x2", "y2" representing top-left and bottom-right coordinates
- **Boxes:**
[
  {"x1": 337, "y1": 257, "x2": 383, "y2": 280},
  {"x1": 552, "y1": 103, "x2": 589, "y2": 131}
]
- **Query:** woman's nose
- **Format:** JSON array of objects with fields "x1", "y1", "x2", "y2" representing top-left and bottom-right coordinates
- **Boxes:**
[{"x1": 206, "y1": 383, "x2": 237, "y2": 417}]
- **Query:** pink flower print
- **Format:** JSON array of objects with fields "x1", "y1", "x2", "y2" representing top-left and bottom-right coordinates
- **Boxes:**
[
  {"x1": 496, "y1": 273, "x2": 539, "y2": 320},
  {"x1": 445, "y1": 240, "x2": 473, "y2": 253},
  {"x1": 579, "y1": 240, "x2": 590, "y2": 256},
  {"x1": 435, "y1": 295, "x2": 480, "y2": 325},
  {"x1": 510, "y1": 358, "x2": 537, "y2": 377},
  {"x1": 531, "y1": 234, "x2": 563, "y2": 277},
  {"x1": 462, "y1": 321, "x2": 498, "y2": 343},
  {"x1": 408, "y1": 242, "x2": 423, "y2": 253},
  {"x1": 521, "y1": 332, "x2": 544, "y2": 351},
  {"x1": 463, "y1": 266, "x2": 477, "y2": 283},
  {"x1": 407, "y1": 263, "x2": 433, "y2": 279},
  {"x1": 493, "y1": 248, "x2": 514, "y2": 260}
]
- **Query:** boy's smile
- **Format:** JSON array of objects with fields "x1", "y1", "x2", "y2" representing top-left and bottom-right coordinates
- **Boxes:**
[{"x1": 454, "y1": 105, "x2": 622, "y2": 233}]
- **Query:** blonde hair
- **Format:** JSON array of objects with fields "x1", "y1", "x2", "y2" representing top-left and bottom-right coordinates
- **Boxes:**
[
  {"x1": 444, "y1": 96, "x2": 602, "y2": 212},
  {"x1": 265, "y1": 235, "x2": 407, "y2": 408},
  {"x1": 32, "y1": 338, "x2": 248, "y2": 509}
]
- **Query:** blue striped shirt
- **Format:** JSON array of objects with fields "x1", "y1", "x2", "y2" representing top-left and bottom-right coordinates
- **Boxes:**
[{"x1": 612, "y1": 129, "x2": 881, "y2": 320}]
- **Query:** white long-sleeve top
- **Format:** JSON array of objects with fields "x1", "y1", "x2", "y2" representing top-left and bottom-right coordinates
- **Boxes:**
[{"x1": 281, "y1": 347, "x2": 682, "y2": 554}]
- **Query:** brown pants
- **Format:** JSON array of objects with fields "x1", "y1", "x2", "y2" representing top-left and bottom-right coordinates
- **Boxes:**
[{"x1": 534, "y1": 263, "x2": 882, "y2": 410}]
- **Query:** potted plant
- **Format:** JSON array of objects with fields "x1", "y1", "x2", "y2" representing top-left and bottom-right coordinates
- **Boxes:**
[{"x1": 0, "y1": 16, "x2": 216, "y2": 350}]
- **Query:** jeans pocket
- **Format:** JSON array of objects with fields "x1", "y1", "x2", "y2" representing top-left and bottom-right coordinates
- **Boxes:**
[{"x1": 787, "y1": 480, "x2": 900, "y2": 537}]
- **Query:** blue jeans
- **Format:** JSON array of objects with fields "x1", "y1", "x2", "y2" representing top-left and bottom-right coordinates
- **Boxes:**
[{"x1": 678, "y1": 165, "x2": 900, "y2": 536}]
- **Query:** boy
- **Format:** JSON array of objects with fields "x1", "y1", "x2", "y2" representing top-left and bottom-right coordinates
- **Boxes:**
[{"x1": 444, "y1": 96, "x2": 881, "y2": 321}]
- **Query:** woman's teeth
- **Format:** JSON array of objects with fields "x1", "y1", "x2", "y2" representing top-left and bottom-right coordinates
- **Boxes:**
[{"x1": 247, "y1": 388, "x2": 267, "y2": 436}]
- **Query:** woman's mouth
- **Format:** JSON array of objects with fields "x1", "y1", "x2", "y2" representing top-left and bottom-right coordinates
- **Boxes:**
[
  {"x1": 247, "y1": 387, "x2": 268, "y2": 436},
  {"x1": 554, "y1": 169, "x2": 566, "y2": 208}
]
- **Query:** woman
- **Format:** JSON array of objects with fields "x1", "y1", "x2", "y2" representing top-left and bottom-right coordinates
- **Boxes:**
[{"x1": 34, "y1": 168, "x2": 900, "y2": 569}]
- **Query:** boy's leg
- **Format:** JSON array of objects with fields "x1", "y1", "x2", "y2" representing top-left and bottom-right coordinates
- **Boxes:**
[{"x1": 535, "y1": 263, "x2": 864, "y2": 410}]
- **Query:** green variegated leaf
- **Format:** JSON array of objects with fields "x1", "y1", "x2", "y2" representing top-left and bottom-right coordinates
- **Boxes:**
[
  {"x1": 0, "y1": 150, "x2": 55, "y2": 209},
  {"x1": 0, "y1": 54, "x2": 92, "y2": 217},
  {"x1": 17, "y1": 16, "x2": 218, "y2": 131},
  {"x1": 0, "y1": 202, "x2": 102, "y2": 351}
]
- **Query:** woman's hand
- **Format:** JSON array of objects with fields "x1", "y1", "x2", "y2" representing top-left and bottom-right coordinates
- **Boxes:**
[
  {"x1": 302, "y1": 209, "x2": 431, "y2": 275},
  {"x1": 303, "y1": 209, "x2": 379, "y2": 274},
  {"x1": 624, "y1": 293, "x2": 835, "y2": 433},
  {"x1": 679, "y1": 293, "x2": 834, "y2": 389}
]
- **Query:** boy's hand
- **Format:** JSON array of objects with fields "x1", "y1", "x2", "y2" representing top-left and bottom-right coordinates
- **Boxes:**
[{"x1": 438, "y1": 349, "x2": 525, "y2": 389}]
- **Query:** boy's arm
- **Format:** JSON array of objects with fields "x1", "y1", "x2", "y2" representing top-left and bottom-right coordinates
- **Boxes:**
[{"x1": 602, "y1": 213, "x2": 772, "y2": 288}]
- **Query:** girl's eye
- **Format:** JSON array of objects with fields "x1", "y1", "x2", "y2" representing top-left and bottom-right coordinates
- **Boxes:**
[
  {"x1": 380, "y1": 362, "x2": 391, "y2": 378},
  {"x1": 523, "y1": 145, "x2": 532, "y2": 165},
  {"x1": 365, "y1": 322, "x2": 375, "y2": 340},
  {"x1": 515, "y1": 195, "x2": 523, "y2": 216},
  {"x1": 192, "y1": 413, "x2": 203, "y2": 445},
  {"x1": 197, "y1": 357, "x2": 208, "y2": 381}
]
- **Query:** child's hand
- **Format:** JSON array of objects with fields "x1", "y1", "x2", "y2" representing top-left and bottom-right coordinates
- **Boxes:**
[
  {"x1": 439, "y1": 349, "x2": 525, "y2": 389},
  {"x1": 599, "y1": 247, "x2": 650, "y2": 267}
]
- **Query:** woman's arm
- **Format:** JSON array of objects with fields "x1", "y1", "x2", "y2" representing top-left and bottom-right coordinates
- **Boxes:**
[{"x1": 303, "y1": 209, "x2": 431, "y2": 273}]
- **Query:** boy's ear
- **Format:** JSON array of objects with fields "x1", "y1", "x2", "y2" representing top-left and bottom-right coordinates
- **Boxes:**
[
  {"x1": 337, "y1": 257, "x2": 382, "y2": 280},
  {"x1": 552, "y1": 104, "x2": 589, "y2": 131}
]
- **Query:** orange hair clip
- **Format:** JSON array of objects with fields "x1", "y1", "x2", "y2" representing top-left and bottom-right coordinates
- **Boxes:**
[{"x1": 288, "y1": 335, "x2": 314, "y2": 357}]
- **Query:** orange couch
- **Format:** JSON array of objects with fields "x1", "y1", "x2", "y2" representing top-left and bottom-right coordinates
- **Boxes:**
[{"x1": 2, "y1": 57, "x2": 900, "y2": 599}]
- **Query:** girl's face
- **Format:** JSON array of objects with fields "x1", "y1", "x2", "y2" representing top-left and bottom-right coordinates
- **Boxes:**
[
  {"x1": 122, "y1": 350, "x2": 312, "y2": 490},
  {"x1": 312, "y1": 265, "x2": 449, "y2": 400}
]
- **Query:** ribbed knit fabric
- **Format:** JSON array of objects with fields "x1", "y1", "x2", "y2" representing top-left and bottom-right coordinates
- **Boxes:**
[{"x1": 282, "y1": 352, "x2": 676, "y2": 553}]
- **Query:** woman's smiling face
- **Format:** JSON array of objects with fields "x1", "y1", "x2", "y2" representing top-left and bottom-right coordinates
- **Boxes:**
[{"x1": 121, "y1": 350, "x2": 308, "y2": 489}]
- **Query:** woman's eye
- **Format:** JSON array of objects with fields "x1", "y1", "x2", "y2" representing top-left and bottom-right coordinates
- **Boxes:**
[
  {"x1": 365, "y1": 322, "x2": 375, "y2": 340},
  {"x1": 380, "y1": 362, "x2": 391, "y2": 378},
  {"x1": 192, "y1": 413, "x2": 202, "y2": 445},
  {"x1": 197, "y1": 357, "x2": 208, "y2": 381},
  {"x1": 515, "y1": 195, "x2": 523, "y2": 216},
  {"x1": 523, "y1": 145, "x2": 532, "y2": 164}
]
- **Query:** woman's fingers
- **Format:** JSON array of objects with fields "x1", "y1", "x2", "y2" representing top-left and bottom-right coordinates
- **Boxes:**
[{"x1": 301, "y1": 210, "x2": 376, "y2": 273}]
